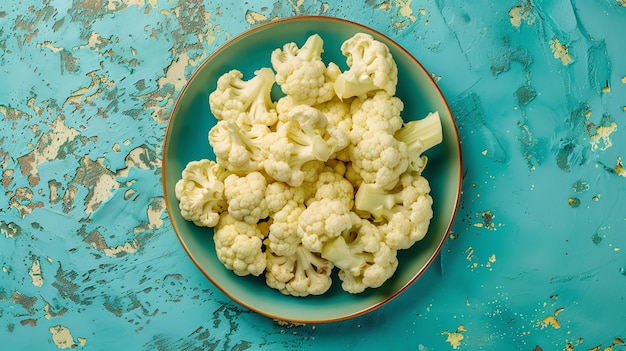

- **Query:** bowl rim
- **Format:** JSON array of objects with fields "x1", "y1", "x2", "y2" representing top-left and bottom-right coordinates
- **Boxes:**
[{"x1": 161, "y1": 15, "x2": 463, "y2": 323}]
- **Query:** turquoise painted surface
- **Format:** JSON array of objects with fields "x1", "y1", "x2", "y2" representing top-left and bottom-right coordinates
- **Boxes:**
[{"x1": 1, "y1": 0, "x2": 625, "y2": 350}]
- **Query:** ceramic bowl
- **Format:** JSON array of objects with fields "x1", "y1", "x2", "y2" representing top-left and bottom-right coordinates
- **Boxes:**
[{"x1": 162, "y1": 16, "x2": 462, "y2": 323}]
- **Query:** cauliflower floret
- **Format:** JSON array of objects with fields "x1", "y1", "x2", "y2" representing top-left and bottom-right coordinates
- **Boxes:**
[
  {"x1": 264, "y1": 105, "x2": 344, "y2": 187},
  {"x1": 349, "y1": 130, "x2": 409, "y2": 191},
  {"x1": 213, "y1": 213, "x2": 267, "y2": 276},
  {"x1": 297, "y1": 198, "x2": 361, "y2": 253},
  {"x1": 312, "y1": 166, "x2": 355, "y2": 209},
  {"x1": 208, "y1": 68, "x2": 278, "y2": 127},
  {"x1": 223, "y1": 171, "x2": 269, "y2": 224},
  {"x1": 265, "y1": 246, "x2": 334, "y2": 297},
  {"x1": 174, "y1": 159, "x2": 228, "y2": 227},
  {"x1": 354, "y1": 173, "x2": 434, "y2": 250},
  {"x1": 394, "y1": 111, "x2": 443, "y2": 174},
  {"x1": 315, "y1": 97, "x2": 353, "y2": 161},
  {"x1": 271, "y1": 34, "x2": 339, "y2": 106},
  {"x1": 267, "y1": 200, "x2": 305, "y2": 256},
  {"x1": 334, "y1": 33, "x2": 398, "y2": 99},
  {"x1": 321, "y1": 218, "x2": 398, "y2": 293},
  {"x1": 208, "y1": 120, "x2": 270, "y2": 173},
  {"x1": 349, "y1": 91, "x2": 404, "y2": 144}
]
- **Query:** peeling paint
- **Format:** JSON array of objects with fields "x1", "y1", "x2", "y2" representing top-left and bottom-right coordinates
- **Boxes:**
[
  {"x1": 549, "y1": 37, "x2": 573, "y2": 65},
  {"x1": 442, "y1": 325, "x2": 466, "y2": 349},
  {"x1": 49, "y1": 325, "x2": 78, "y2": 349},
  {"x1": 29, "y1": 259, "x2": 43, "y2": 287}
]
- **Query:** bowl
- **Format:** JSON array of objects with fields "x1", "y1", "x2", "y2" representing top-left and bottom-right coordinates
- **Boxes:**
[{"x1": 162, "y1": 16, "x2": 462, "y2": 323}]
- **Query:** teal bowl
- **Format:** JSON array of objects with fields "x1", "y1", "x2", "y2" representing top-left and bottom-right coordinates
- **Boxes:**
[{"x1": 162, "y1": 16, "x2": 462, "y2": 323}]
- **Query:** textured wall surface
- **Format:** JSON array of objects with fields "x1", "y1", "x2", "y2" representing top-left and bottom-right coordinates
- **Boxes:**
[{"x1": 1, "y1": 0, "x2": 625, "y2": 350}]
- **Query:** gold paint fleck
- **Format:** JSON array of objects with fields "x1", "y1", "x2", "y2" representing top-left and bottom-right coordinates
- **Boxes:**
[
  {"x1": 244, "y1": 10, "x2": 267, "y2": 25},
  {"x1": 465, "y1": 247, "x2": 474, "y2": 261},
  {"x1": 549, "y1": 38, "x2": 573, "y2": 65},
  {"x1": 2, "y1": 266, "x2": 7, "y2": 273},
  {"x1": 621, "y1": 75, "x2": 626, "y2": 84},
  {"x1": 77, "y1": 337, "x2": 87, "y2": 346},
  {"x1": 488, "y1": 254, "x2": 496, "y2": 264},
  {"x1": 614, "y1": 157, "x2": 626, "y2": 177},
  {"x1": 554, "y1": 307, "x2": 564, "y2": 316},
  {"x1": 396, "y1": 0, "x2": 417, "y2": 22},
  {"x1": 442, "y1": 325, "x2": 466, "y2": 349},
  {"x1": 29, "y1": 259, "x2": 43, "y2": 287},
  {"x1": 481, "y1": 149, "x2": 488, "y2": 155},
  {"x1": 49, "y1": 325, "x2": 77, "y2": 349},
  {"x1": 618, "y1": 0, "x2": 626, "y2": 6},
  {"x1": 589, "y1": 122, "x2": 617, "y2": 151},
  {"x1": 112, "y1": 143, "x2": 122, "y2": 152},
  {"x1": 538, "y1": 315, "x2": 561, "y2": 329},
  {"x1": 601, "y1": 81, "x2": 611, "y2": 93},
  {"x1": 614, "y1": 337, "x2": 625, "y2": 345}
]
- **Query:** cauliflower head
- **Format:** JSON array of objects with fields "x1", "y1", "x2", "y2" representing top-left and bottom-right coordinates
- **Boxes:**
[
  {"x1": 334, "y1": 33, "x2": 398, "y2": 99},
  {"x1": 174, "y1": 159, "x2": 228, "y2": 227},
  {"x1": 265, "y1": 246, "x2": 334, "y2": 297},
  {"x1": 214, "y1": 213, "x2": 267, "y2": 276},
  {"x1": 271, "y1": 34, "x2": 338, "y2": 106},
  {"x1": 349, "y1": 130, "x2": 409, "y2": 191},
  {"x1": 297, "y1": 198, "x2": 361, "y2": 253},
  {"x1": 321, "y1": 218, "x2": 398, "y2": 293},
  {"x1": 354, "y1": 174, "x2": 434, "y2": 250},
  {"x1": 223, "y1": 171, "x2": 269, "y2": 224},
  {"x1": 208, "y1": 68, "x2": 278, "y2": 127}
]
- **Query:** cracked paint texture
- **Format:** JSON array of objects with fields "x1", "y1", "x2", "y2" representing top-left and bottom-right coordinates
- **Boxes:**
[{"x1": 1, "y1": 0, "x2": 625, "y2": 350}]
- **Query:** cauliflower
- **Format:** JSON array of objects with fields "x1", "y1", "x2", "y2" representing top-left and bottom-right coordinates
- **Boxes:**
[
  {"x1": 223, "y1": 171, "x2": 269, "y2": 224},
  {"x1": 297, "y1": 198, "x2": 361, "y2": 253},
  {"x1": 175, "y1": 32, "x2": 443, "y2": 297},
  {"x1": 349, "y1": 91, "x2": 404, "y2": 144},
  {"x1": 315, "y1": 97, "x2": 353, "y2": 161},
  {"x1": 174, "y1": 159, "x2": 228, "y2": 227},
  {"x1": 208, "y1": 68, "x2": 278, "y2": 127},
  {"x1": 354, "y1": 173, "x2": 434, "y2": 250},
  {"x1": 214, "y1": 213, "x2": 267, "y2": 276},
  {"x1": 208, "y1": 120, "x2": 270, "y2": 173},
  {"x1": 271, "y1": 34, "x2": 339, "y2": 106},
  {"x1": 267, "y1": 200, "x2": 305, "y2": 256},
  {"x1": 321, "y1": 218, "x2": 398, "y2": 293},
  {"x1": 334, "y1": 33, "x2": 398, "y2": 99},
  {"x1": 264, "y1": 105, "x2": 345, "y2": 186},
  {"x1": 349, "y1": 129, "x2": 409, "y2": 191},
  {"x1": 394, "y1": 111, "x2": 443, "y2": 174},
  {"x1": 265, "y1": 246, "x2": 334, "y2": 297},
  {"x1": 312, "y1": 166, "x2": 355, "y2": 209}
]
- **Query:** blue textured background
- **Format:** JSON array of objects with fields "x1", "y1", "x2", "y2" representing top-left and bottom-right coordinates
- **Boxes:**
[{"x1": 1, "y1": 0, "x2": 625, "y2": 350}]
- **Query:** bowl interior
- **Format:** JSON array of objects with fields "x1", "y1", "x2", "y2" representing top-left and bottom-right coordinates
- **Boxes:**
[{"x1": 162, "y1": 16, "x2": 461, "y2": 323}]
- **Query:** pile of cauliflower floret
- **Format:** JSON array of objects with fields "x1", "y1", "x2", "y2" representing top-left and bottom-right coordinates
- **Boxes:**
[{"x1": 175, "y1": 33, "x2": 443, "y2": 296}]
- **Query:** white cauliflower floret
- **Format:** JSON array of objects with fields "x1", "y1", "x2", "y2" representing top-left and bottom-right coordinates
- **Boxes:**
[
  {"x1": 297, "y1": 198, "x2": 361, "y2": 253},
  {"x1": 354, "y1": 173, "x2": 434, "y2": 250},
  {"x1": 214, "y1": 213, "x2": 267, "y2": 276},
  {"x1": 349, "y1": 130, "x2": 409, "y2": 191},
  {"x1": 223, "y1": 171, "x2": 269, "y2": 224},
  {"x1": 321, "y1": 218, "x2": 398, "y2": 293},
  {"x1": 334, "y1": 33, "x2": 398, "y2": 99},
  {"x1": 265, "y1": 246, "x2": 334, "y2": 297},
  {"x1": 312, "y1": 166, "x2": 355, "y2": 209},
  {"x1": 174, "y1": 159, "x2": 228, "y2": 227},
  {"x1": 271, "y1": 34, "x2": 339, "y2": 106},
  {"x1": 267, "y1": 200, "x2": 305, "y2": 256},
  {"x1": 394, "y1": 111, "x2": 443, "y2": 174},
  {"x1": 349, "y1": 91, "x2": 404, "y2": 144},
  {"x1": 264, "y1": 105, "x2": 345, "y2": 187},
  {"x1": 208, "y1": 68, "x2": 278, "y2": 127},
  {"x1": 208, "y1": 120, "x2": 270, "y2": 173}
]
